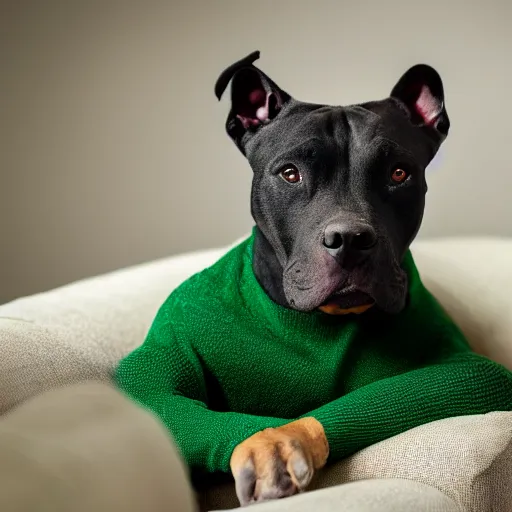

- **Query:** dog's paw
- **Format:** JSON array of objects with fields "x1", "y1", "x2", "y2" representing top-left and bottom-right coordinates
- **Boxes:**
[{"x1": 230, "y1": 417, "x2": 329, "y2": 506}]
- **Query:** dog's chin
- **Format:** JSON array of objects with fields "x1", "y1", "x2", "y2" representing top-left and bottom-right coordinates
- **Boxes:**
[
  {"x1": 318, "y1": 287, "x2": 375, "y2": 316},
  {"x1": 284, "y1": 272, "x2": 408, "y2": 315}
]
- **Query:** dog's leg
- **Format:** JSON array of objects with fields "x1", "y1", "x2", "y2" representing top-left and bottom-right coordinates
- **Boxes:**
[{"x1": 230, "y1": 417, "x2": 329, "y2": 505}]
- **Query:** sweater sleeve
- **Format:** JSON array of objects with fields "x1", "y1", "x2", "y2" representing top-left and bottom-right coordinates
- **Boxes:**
[
  {"x1": 305, "y1": 352, "x2": 512, "y2": 461},
  {"x1": 114, "y1": 311, "x2": 288, "y2": 474}
]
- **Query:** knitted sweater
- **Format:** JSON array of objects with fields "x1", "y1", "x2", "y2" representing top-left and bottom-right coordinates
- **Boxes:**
[{"x1": 115, "y1": 231, "x2": 512, "y2": 474}]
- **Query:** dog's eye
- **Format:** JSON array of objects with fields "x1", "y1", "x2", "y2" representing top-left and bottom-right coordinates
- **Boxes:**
[
  {"x1": 391, "y1": 168, "x2": 408, "y2": 184},
  {"x1": 279, "y1": 165, "x2": 302, "y2": 184}
]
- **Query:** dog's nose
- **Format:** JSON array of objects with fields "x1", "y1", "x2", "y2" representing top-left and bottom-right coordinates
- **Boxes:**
[{"x1": 323, "y1": 223, "x2": 377, "y2": 262}]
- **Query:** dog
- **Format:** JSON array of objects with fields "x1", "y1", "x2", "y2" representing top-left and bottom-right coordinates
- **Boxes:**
[
  {"x1": 214, "y1": 51, "x2": 449, "y2": 503},
  {"x1": 116, "y1": 51, "x2": 512, "y2": 507}
]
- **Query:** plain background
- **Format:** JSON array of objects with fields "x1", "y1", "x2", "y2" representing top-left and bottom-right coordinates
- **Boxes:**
[{"x1": 2, "y1": 0, "x2": 512, "y2": 304}]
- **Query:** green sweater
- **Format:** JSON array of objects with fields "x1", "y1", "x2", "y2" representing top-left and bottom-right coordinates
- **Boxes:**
[{"x1": 115, "y1": 231, "x2": 512, "y2": 474}]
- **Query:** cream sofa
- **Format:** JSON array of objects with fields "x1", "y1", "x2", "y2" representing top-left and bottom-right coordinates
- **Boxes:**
[{"x1": 0, "y1": 236, "x2": 511, "y2": 511}]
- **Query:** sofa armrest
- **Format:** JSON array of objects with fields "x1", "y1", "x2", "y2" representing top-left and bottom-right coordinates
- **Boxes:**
[{"x1": 412, "y1": 237, "x2": 512, "y2": 371}]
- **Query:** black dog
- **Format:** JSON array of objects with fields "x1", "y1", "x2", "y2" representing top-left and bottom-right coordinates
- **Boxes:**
[
  {"x1": 215, "y1": 51, "x2": 448, "y2": 316},
  {"x1": 116, "y1": 50, "x2": 512, "y2": 506},
  {"x1": 117, "y1": 51, "x2": 469, "y2": 507}
]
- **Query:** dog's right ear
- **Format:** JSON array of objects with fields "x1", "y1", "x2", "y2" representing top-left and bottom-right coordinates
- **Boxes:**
[{"x1": 215, "y1": 51, "x2": 291, "y2": 154}]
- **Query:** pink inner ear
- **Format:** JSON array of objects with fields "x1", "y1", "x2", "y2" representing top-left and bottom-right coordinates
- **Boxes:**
[
  {"x1": 237, "y1": 90, "x2": 273, "y2": 129},
  {"x1": 415, "y1": 85, "x2": 443, "y2": 126}
]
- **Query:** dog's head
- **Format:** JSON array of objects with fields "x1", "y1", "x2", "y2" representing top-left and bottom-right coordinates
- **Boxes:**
[{"x1": 215, "y1": 51, "x2": 449, "y2": 315}]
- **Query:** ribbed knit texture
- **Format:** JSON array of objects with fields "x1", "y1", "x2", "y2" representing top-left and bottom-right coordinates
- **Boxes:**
[{"x1": 115, "y1": 230, "x2": 512, "y2": 474}]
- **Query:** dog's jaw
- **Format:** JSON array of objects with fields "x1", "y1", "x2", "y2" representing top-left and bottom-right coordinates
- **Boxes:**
[
  {"x1": 253, "y1": 227, "x2": 409, "y2": 316},
  {"x1": 252, "y1": 227, "x2": 289, "y2": 307}
]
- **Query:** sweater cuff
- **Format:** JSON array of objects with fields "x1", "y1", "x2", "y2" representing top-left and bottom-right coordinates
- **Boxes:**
[{"x1": 219, "y1": 415, "x2": 289, "y2": 473}]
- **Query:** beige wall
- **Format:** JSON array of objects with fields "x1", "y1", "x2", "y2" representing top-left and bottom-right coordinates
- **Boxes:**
[{"x1": 2, "y1": 0, "x2": 512, "y2": 304}]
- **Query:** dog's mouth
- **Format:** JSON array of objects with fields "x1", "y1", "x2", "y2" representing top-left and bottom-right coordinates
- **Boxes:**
[
  {"x1": 318, "y1": 286, "x2": 375, "y2": 315},
  {"x1": 283, "y1": 245, "x2": 408, "y2": 315}
]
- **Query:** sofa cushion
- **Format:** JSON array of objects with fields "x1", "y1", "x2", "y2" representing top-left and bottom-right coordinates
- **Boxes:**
[
  {"x1": 0, "y1": 319, "x2": 111, "y2": 414},
  {"x1": 201, "y1": 412, "x2": 512, "y2": 512},
  {"x1": 219, "y1": 479, "x2": 459, "y2": 512},
  {"x1": 319, "y1": 411, "x2": 512, "y2": 512},
  {"x1": 0, "y1": 382, "x2": 195, "y2": 512}
]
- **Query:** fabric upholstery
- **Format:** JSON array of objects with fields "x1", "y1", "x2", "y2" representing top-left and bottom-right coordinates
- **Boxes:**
[
  {"x1": 412, "y1": 237, "x2": 512, "y2": 371},
  {"x1": 0, "y1": 382, "x2": 196, "y2": 512},
  {"x1": 219, "y1": 479, "x2": 460, "y2": 512},
  {"x1": 317, "y1": 411, "x2": 511, "y2": 512}
]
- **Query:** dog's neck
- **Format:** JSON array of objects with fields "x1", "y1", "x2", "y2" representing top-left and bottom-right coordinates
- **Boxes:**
[{"x1": 252, "y1": 227, "x2": 289, "y2": 308}]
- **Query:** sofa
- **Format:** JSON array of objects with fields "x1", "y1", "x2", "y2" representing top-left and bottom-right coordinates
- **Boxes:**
[{"x1": 0, "y1": 235, "x2": 511, "y2": 511}]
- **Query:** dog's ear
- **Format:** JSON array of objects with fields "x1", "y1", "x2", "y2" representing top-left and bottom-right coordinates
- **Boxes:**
[
  {"x1": 215, "y1": 51, "x2": 291, "y2": 154},
  {"x1": 391, "y1": 64, "x2": 449, "y2": 138}
]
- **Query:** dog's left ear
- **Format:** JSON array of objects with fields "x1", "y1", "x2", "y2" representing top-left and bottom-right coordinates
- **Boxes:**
[
  {"x1": 215, "y1": 51, "x2": 291, "y2": 154},
  {"x1": 391, "y1": 64, "x2": 449, "y2": 139}
]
